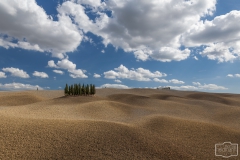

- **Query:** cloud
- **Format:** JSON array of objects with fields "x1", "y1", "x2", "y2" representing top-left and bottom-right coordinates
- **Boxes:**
[
  {"x1": 69, "y1": 69, "x2": 88, "y2": 78},
  {"x1": 199, "y1": 84, "x2": 228, "y2": 90},
  {"x1": 48, "y1": 60, "x2": 58, "y2": 68},
  {"x1": 227, "y1": 74, "x2": 234, "y2": 78},
  {"x1": 235, "y1": 74, "x2": 240, "y2": 78},
  {"x1": 48, "y1": 59, "x2": 88, "y2": 78},
  {"x1": 154, "y1": 78, "x2": 184, "y2": 84},
  {"x1": 93, "y1": 73, "x2": 101, "y2": 78},
  {"x1": 33, "y1": 71, "x2": 48, "y2": 78},
  {"x1": 100, "y1": 84, "x2": 129, "y2": 89},
  {"x1": 169, "y1": 79, "x2": 185, "y2": 84},
  {"x1": 150, "y1": 47, "x2": 191, "y2": 62},
  {"x1": 2, "y1": 67, "x2": 29, "y2": 78},
  {"x1": 60, "y1": 0, "x2": 216, "y2": 62},
  {"x1": 0, "y1": 71, "x2": 7, "y2": 78},
  {"x1": 194, "y1": 56, "x2": 198, "y2": 60},
  {"x1": 200, "y1": 43, "x2": 237, "y2": 62},
  {"x1": 53, "y1": 70, "x2": 64, "y2": 75},
  {"x1": 71, "y1": 0, "x2": 103, "y2": 8},
  {"x1": 193, "y1": 82, "x2": 201, "y2": 86},
  {"x1": 0, "y1": 0, "x2": 82, "y2": 58},
  {"x1": 0, "y1": 39, "x2": 44, "y2": 52},
  {"x1": 170, "y1": 82, "x2": 228, "y2": 91},
  {"x1": 169, "y1": 84, "x2": 227, "y2": 90},
  {"x1": 114, "y1": 79, "x2": 122, "y2": 83},
  {"x1": 153, "y1": 78, "x2": 169, "y2": 83},
  {"x1": 183, "y1": 10, "x2": 240, "y2": 62},
  {"x1": 227, "y1": 74, "x2": 240, "y2": 78},
  {"x1": 104, "y1": 64, "x2": 167, "y2": 81},
  {"x1": 54, "y1": 59, "x2": 76, "y2": 70},
  {"x1": 0, "y1": 82, "x2": 43, "y2": 90},
  {"x1": 133, "y1": 50, "x2": 150, "y2": 61},
  {"x1": 169, "y1": 85, "x2": 198, "y2": 90}
]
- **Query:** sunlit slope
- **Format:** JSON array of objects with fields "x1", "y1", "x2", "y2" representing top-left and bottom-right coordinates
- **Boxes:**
[{"x1": 0, "y1": 89, "x2": 239, "y2": 159}]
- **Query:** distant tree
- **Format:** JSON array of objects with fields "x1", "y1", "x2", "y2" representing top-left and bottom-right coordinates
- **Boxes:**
[
  {"x1": 73, "y1": 84, "x2": 75, "y2": 95},
  {"x1": 90, "y1": 84, "x2": 93, "y2": 95},
  {"x1": 93, "y1": 84, "x2": 96, "y2": 95},
  {"x1": 71, "y1": 85, "x2": 74, "y2": 95},
  {"x1": 82, "y1": 84, "x2": 85, "y2": 95},
  {"x1": 64, "y1": 83, "x2": 96, "y2": 96},
  {"x1": 74, "y1": 84, "x2": 76, "y2": 95},
  {"x1": 78, "y1": 83, "x2": 81, "y2": 95},
  {"x1": 75, "y1": 84, "x2": 78, "y2": 95},
  {"x1": 64, "y1": 83, "x2": 68, "y2": 95},
  {"x1": 86, "y1": 84, "x2": 89, "y2": 95}
]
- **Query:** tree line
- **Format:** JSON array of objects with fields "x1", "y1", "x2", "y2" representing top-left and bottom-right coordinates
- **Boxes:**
[{"x1": 64, "y1": 83, "x2": 96, "y2": 96}]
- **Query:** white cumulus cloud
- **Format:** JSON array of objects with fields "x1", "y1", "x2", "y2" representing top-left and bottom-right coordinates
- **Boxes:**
[
  {"x1": 193, "y1": 82, "x2": 201, "y2": 86},
  {"x1": 227, "y1": 74, "x2": 240, "y2": 78},
  {"x1": 170, "y1": 82, "x2": 227, "y2": 91},
  {"x1": 104, "y1": 64, "x2": 167, "y2": 81},
  {"x1": 0, "y1": 0, "x2": 82, "y2": 58},
  {"x1": 48, "y1": 59, "x2": 87, "y2": 78},
  {"x1": 0, "y1": 83, "x2": 43, "y2": 91},
  {"x1": 153, "y1": 78, "x2": 169, "y2": 83},
  {"x1": 169, "y1": 79, "x2": 185, "y2": 84},
  {"x1": 93, "y1": 73, "x2": 101, "y2": 78},
  {"x1": 2, "y1": 67, "x2": 29, "y2": 78},
  {"x1": 235, "y1": 74, "x2": 240, "y2": 78},
  {"x1": 69, "y1": 69, "x2": 87, "y2": 78},
  {"x1": 183, "y1": 10, "x2": 240, "y2": 62},
  {"x1": 53, "y1": 70, "x2": 64, "y2": 75},
  {"x1": 154, "y1": 78, "x2": 184, "y2": 84},
  {"x1": 100, "y1": 84, "x2": 129, "y2": 89},
  {"x1": 194, "y1": 56, "x2": 198, "y2": 60},
  {"x1": 114, "y1": 79, "x2": 122, "y2": 83},
  {"x1": 0, "y1": 71, "x2": 7, "y2": 78},
  {"x1": 33, "y1": 71, "x2": 48, "y2": 78},
  {"x1": 58, "y1": 0, "x2": 216, "y2": 62},
  {"x1": 227, "y1": 74, "x2": 234, "y2": 78}
]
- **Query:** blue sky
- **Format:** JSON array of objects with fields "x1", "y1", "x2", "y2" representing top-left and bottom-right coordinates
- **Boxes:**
[{"x1": 0, "y1": 0, "x2": 240, "y2": 93}]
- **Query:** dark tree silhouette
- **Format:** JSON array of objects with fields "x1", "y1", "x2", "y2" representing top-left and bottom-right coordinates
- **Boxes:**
[
  {"x1": 93, "y1": 84, "x2": 96, "y2": 95},
  {"x1": 64, "y1": 83, "x2": 96, "y2": 96},
  {"x1": 64, "y1": 83, "x2": 68, "y2": 95},
  {"x1": 86, "y1": 84, "x2": 89, "y2": 95},
  {"x1": 78, "y1": 83, "x2": 81, "y2": 95},
  {"x1": 82, "y1": 84, "x2": 85, "y2": 95}
]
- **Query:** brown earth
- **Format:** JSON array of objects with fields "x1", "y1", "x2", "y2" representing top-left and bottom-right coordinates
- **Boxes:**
[{"x1": 0, "y1": 89, "x2": 239, "y2": 159}]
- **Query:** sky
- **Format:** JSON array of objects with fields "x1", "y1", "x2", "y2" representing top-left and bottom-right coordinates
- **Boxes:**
[{"x1": 0, "y1": 0, "x2": 240, "y2": 93}]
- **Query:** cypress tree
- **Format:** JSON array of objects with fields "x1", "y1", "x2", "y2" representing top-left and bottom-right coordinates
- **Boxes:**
[
  {"x1": 74, "y1": 84, "x2": 76, "y2": 95},
  {"x1": 64, "y1": 83, "x2": 68, "y2": 95},
  {"x1": 86, "y1": 84, "x2": 89, "y2": 95},
  {"x1": 78, "y1": 83, "x2": 81, "y2": 95},
  {"x1": 73, "y1": 84, "x2": 75, "y2": 95},
  {"x1": 91, "y1": 84, "x2": 94, "y2": 95},
  {"x1": 90, "y1": 84, "x2": 92, "y2": 95},
  {"x1": 76, "y1": 84, "x2": 79, "y2": 95},
  {"x1": 82, "y1": 84, "x2": 85, "y2": 96},
  {"x1": 93, "y1": 84, "x2": 96, "y2": 95},
  {"x1": 68, "y1": 86, "x2": 71, "y2": 95},
  {"x1": 76, "y1": 84, "x2": 78, "y2": 95},
  {"x1": 71, "y1": 85, "x2": 74, "y2": 95}
]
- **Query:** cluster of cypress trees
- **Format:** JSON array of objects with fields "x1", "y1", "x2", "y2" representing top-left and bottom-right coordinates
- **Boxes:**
[{"x1": 64, "y1": 83, "x2": 96, "y2": 96}]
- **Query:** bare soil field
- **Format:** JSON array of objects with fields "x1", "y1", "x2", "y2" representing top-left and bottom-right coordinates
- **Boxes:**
[{"x1": 0, "y1": 88, "x2": 239, "y2": 159}]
